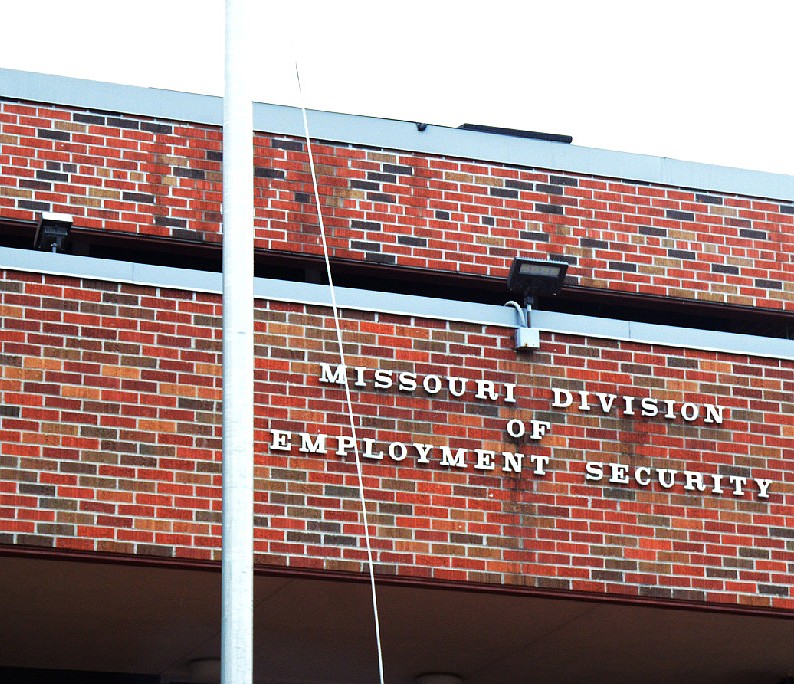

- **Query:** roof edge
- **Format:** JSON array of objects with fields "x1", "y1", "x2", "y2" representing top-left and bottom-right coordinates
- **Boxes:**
[{"x1": 1, "y1": 68, "x2": 793, "y2": 202}]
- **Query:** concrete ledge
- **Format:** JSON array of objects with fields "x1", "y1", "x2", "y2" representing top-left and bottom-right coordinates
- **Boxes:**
[{"x1": 2, "y1": 246, "x2": 792, "y2": 361}]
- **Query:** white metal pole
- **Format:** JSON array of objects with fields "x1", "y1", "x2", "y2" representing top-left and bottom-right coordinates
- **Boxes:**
[{"x1": 222, "y1": 0, "x2": 254, "y2": 683}]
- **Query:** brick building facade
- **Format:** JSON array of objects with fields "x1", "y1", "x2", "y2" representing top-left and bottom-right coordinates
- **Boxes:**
[{"x1": 1, "y1": 69, "x2": 793, "y2": 684}]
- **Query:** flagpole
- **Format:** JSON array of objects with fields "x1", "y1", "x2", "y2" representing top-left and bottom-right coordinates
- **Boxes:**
[{"x1": 222, "y1": 0, "x2": 254, "y2": 682}]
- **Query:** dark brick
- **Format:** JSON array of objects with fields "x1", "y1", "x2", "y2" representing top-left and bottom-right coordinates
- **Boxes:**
[
  {"x1": 19, "y1": 200, "x2": 51, "y2": 211},
  {"x1": 351, "y1": 220, "x2": 381, "y2": 231},
  {"x1": 73, "y1": 113, "x2": 105, "y2": 125},
  {"x1": 19, "y1": 484, "x2": 56, "y2": 496},
  {"x1": 0, "y1": 405, "x2": 21, "y2": 417},
  {"x1": 639, "y1": 226, "x2": 666, "y2": 237},
  {"x1": 16, "y1": 534, "x2": 54, "y2": 548},
  {"x1": 37, "y1": 128, "x2": 70, "y2": 141},
  {"x1": 604, "y1": 487, "x2": 636, "y2": 501},
  {"x1": 696, "y1": 193, "x2": 723, "y2": 205},
  {"x1": 37, "y1": 523, "x2": 75, "y2": 536},
  {"x1": 174, "y1": 167, "x2": 206, "y2": 180},
  {"x1": 581, "y1": 238, "x2": 609, "y2": 249},
  {"x1": 435, "y1": 210, "x2": 450, "y2": 220},
  {"x1": 122, "y1": 192, "x2": 155, "y2": 203},
  {"x1": 536, "y1": 577, "x2": 570, "y2": 590},
  {"x1": 536, "y1": 183, "x2": 564, "y2": 195},
  {"x1": 505, "y1": 180, "x2": 534, "y2": 191},
  {"x1": 137, "y1": 544, "x2": 174, "y2": 557},
  {"x1": 666, "y1": 209, "x2": 695, "y2": 221},
  {"x1": 668, "y1": 249, "x2": 696, "y2": 260},
  {"x1": 272, "y1": 138, "x2": 303, "y2": 151},
  {"x1": 367, "y1": 172, "x2": 397, "y2": 183},
  {"x1": 207, "y1": 150, "x2": 223, "y2": 162},
  {"x1": 759, "y1": 584, "x2": 789, "y2": 597},
  {"x1": 550, "y1": 253, "x2": 578, "y2": 266},
  {"x1": 469, "y1": 404, "x2": 499, "y2": 417},
  {"x1": 351, "y1": 241, "x2": 380, "y2": 252},
  {"x1": 520, "y1": 231, "x2": 550, "y2": 242},
  {"x1": 60, "y1": 462, "x2": 97, "y2": 475},
  {"x1": 780, "y1": 204, "x2": 794, "y2": 215},
  {"x1": 638, "y1": 586, "x2": 673, "y2": 599},
  {"x1": 324, "y1": 485, "x2": 357, "y2": 498},
  {"x1": 307, "y1": 521, "x2": 341, "y2": 533},
  {"x1": 481, "y1": 216, "x2": 495, "y2": 226},
  {"x1": 667, "y1": 357, "x2": 698, "y2": 369},
  {"x1": 490, "y1": 187, "x2": 518, "y2": 199},
  {"x1": 254, "y1": 166, "x2": 285, "y2": 179},
  {"x1": 671, "y1": 589, "x2": 706, "y2": 602},
  {"x1": 107, "y1": 117, "x2": 140, "y2": 130},
  {"x1": 367, "y1": 192, "x2": 396, "y2": 203},
  {"x1": 294, "y1": 192, "x2": 312, "y2": 203},
  {"x1": 592, "y1": 570, "x2": 624, "y2": 582},
  {"x1": 398, "y1": 236, "x2": 427, "y2": 247},
  {"x1": 718, "y1": 465, "x2": 752, "y2": 478},
  {"x1": 712, "y1": 264, "x2": 739, "y2": 275},
  {"x1": 365, "y1": 252, "x2": 397, "y2": 265},
  {"x1": 20, "y1": 179, "x2": 51, "y2": 190},
  {"x1": 287, "y1": 531, "x2": 322, "y2": 544},
  {"x1": 36, "y1": 170, "x2": 68, "y2": 182},
  {"x1": 383, "y1": 163, "x2": 413, "y2": 175},
  {"x1": 536, "y1": 203, "x2": 564, "y2": 215},
  {"x1": 140, "y1": 122, "x2": 173, "y2": 134},
  {"x1": 610, "y1": 261, "x2": 637, "y2": 272},
  {"x1": 550, "y1": 175, "x2": 578, "y2": 187},
  {"x1": 154, "y1": 215, "x2": 187, "y2": 228},
  {"x1": 377, "y1": 503, "x2": 413, "y2": 515},
  {"x1": 171, "y1": 229, "x2": 203, "y2": 242},
  {"x1": 351, "y1": 180, "x2": 379, "y2": 191},
  {"x1": 739, "y1": 228, "x2": 767, "y2": 240},
  {"x1": 739, "y1": 547, "x2": 769, "y2": 558},
  {"x1": 324, "y1": 534, "x2": 357, "y2": 546},
  {"x1": 755, "y1": 279, "x2": 783, "y2": 290}
]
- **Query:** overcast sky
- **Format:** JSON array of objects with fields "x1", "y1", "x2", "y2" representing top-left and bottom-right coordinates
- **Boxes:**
[{"x1": 2, "y1": 0, "x2": 793, "y2": 176}]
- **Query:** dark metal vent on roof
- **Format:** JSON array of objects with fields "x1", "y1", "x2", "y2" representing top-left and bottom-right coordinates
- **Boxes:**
[{"x1": 459, "y1": 123, "x2": 572, "y2": 144}]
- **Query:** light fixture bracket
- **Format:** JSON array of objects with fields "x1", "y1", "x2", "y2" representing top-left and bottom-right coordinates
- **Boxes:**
[
  {"x1": 507, "y1": 256, "x2": 568, "y2": 352},
  {"x1": 34, "y1": 212, "x2": 73, "y2": 253}
]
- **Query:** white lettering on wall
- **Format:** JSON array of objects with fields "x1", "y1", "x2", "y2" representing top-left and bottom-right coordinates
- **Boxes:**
[{"x1": 550, "y1": 387, "x2": 725, "y2": 424}]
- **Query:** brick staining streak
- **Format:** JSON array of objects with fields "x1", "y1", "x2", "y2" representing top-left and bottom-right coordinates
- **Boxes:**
[{"x1": 1, "y1": 99, "x2": 793, "y2": 309}]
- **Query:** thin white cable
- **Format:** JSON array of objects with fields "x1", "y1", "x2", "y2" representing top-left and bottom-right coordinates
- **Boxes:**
[{"x1": 294, "y1": 61, "x2": 386, "y2": 684}]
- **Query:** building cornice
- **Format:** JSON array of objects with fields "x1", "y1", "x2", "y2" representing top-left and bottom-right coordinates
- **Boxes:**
[
  {"x1": 1, "y1": 68, "x2": 793, "y2": 201},
  {"x1": 2, "y1": 246, "x2": 792, "y2": 361}
]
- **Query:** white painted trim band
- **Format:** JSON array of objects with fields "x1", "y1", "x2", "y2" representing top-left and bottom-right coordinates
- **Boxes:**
[{"x1": 1, "y1": 247, "x2": 792, "y2": 361}]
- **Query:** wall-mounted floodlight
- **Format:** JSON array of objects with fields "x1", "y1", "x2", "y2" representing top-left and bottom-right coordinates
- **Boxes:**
[
  {"x1": 506, "y1": 256, "x2": 568, "y2": 351},
  {"x1": 33, "y1": 212, "x2": 73, "y2": 253}
]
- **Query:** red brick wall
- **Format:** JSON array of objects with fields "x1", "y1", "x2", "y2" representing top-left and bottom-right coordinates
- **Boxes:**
[
  {"x1": 1, "y1": 99, "x2": 793, "y2": 311},
  {"x1": 1, "y1": 271, "x2": 792, "y2": 609}
]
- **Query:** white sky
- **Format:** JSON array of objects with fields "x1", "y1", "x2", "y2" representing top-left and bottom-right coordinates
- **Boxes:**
[{"x1": 2, "y1": 0, "x2": 793, "y2": 176}]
